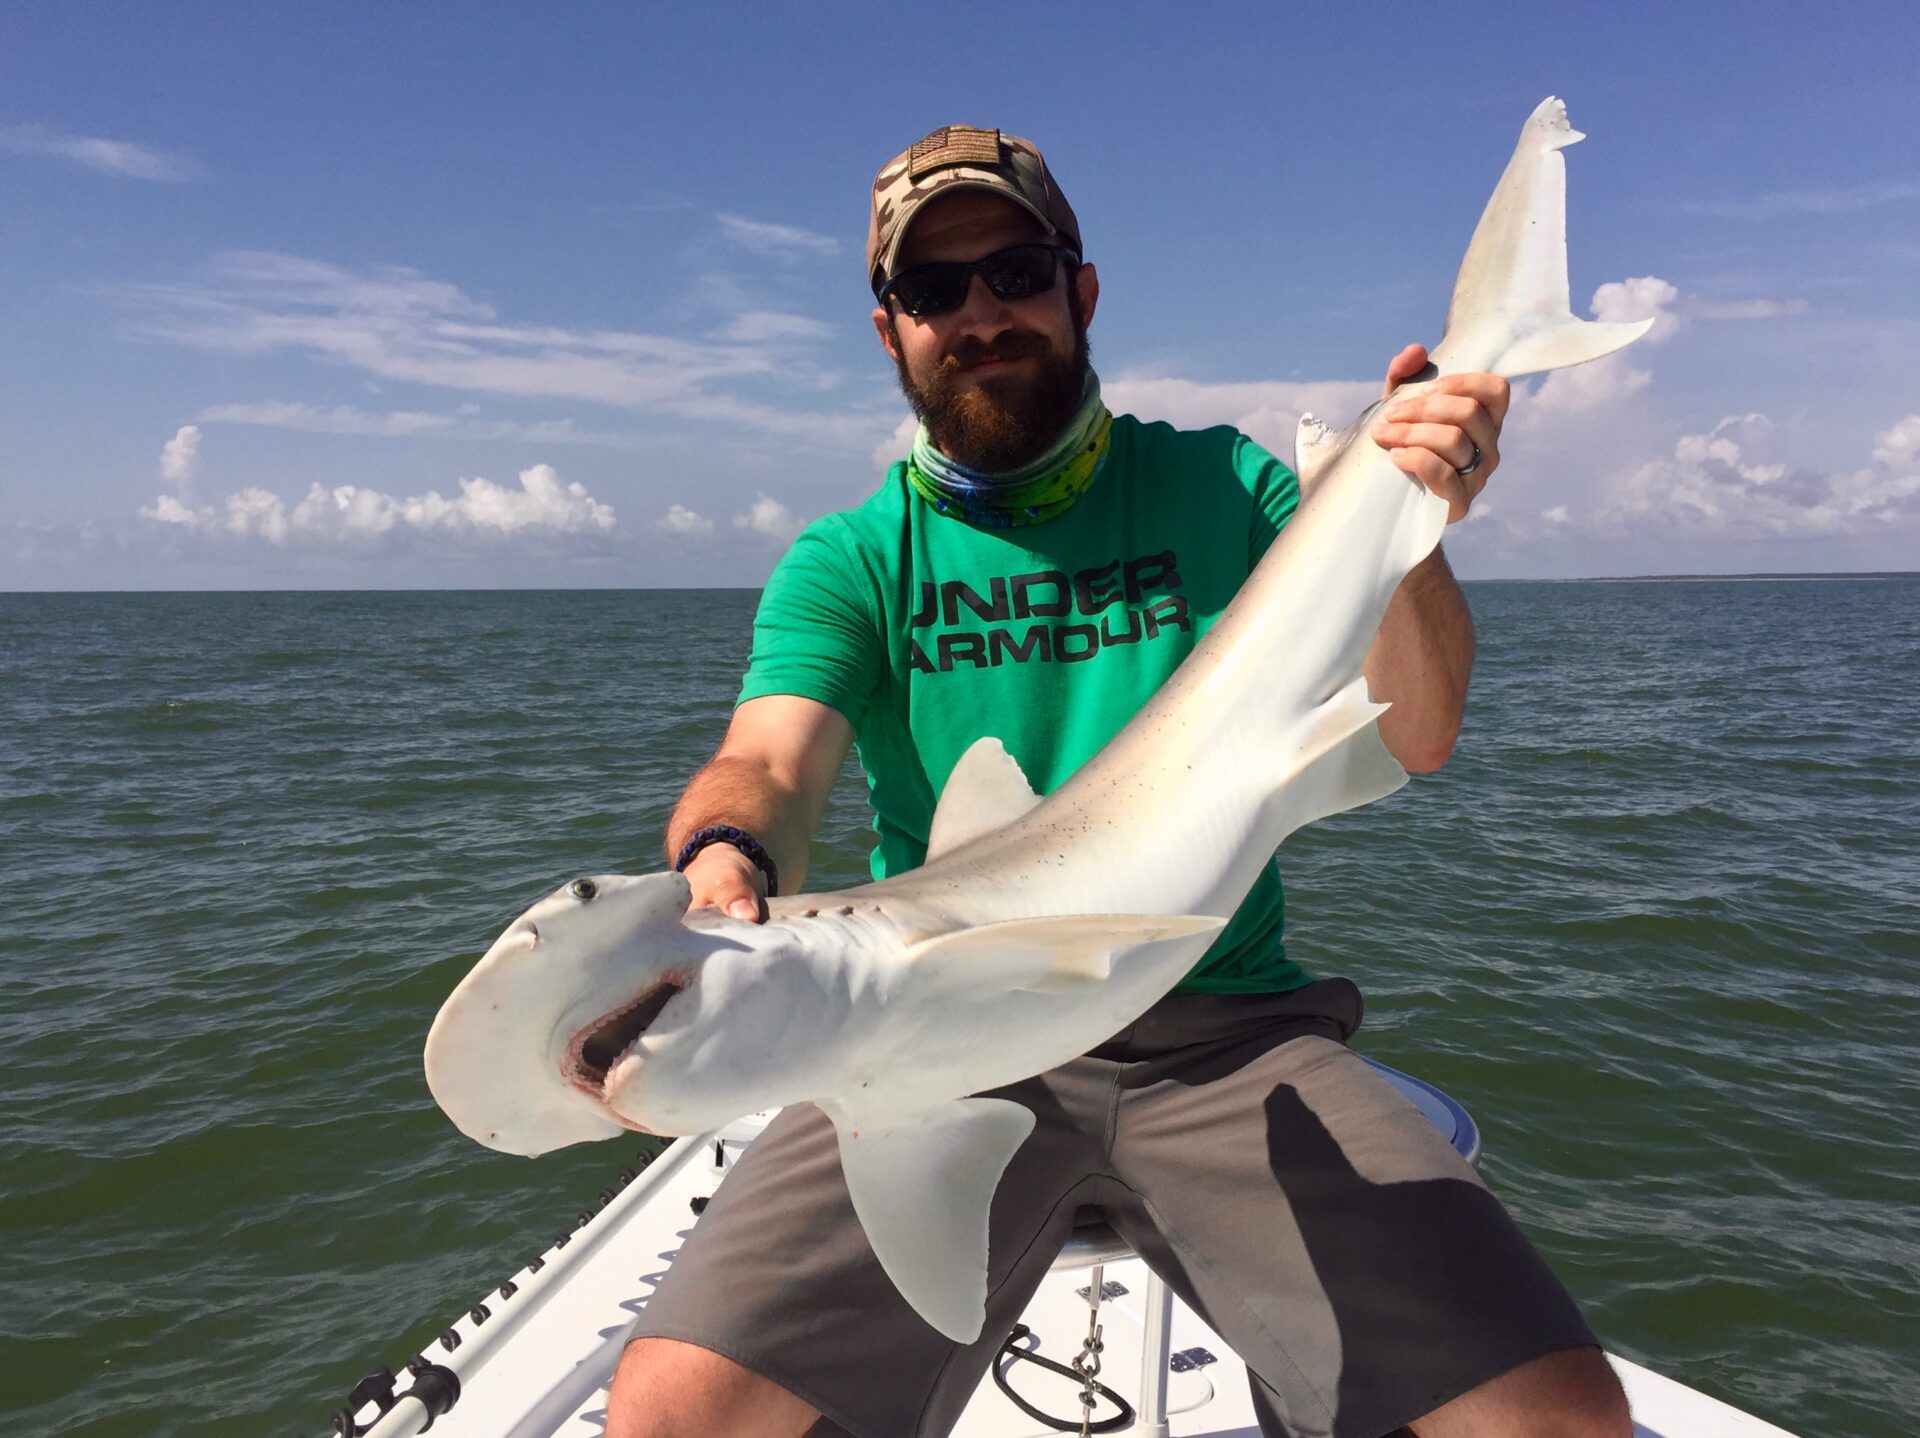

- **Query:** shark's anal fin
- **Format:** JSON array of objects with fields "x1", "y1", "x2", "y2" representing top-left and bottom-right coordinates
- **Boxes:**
[
  {"x1": 925, "y1": 738, "x2": 1042, "y2": 860},
  {"x1": 903, "y1": 913, "x2": 1226, "y2": 996},
  {"x1": 822, "y1": 1097, "x2": 1037, "y2": 1342}
]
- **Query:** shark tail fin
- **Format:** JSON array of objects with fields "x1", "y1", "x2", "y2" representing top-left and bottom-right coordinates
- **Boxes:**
[{"x1": 1430, "y1": 97, "x2": 1654, "y2": 381}]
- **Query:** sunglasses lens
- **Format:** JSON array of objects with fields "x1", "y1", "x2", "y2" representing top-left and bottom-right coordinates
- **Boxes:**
[
  {"x1": 890, "y1": 265, "x2": 971, "y2": 318},
  {"x1": 981, "y1": 245, "x2": 1060, "y2": 300}
]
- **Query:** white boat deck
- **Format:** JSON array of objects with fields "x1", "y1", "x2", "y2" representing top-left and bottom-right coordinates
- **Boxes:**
[{"x1": 349, "y1": 1104, "x2": 1799, "y2": 1438}]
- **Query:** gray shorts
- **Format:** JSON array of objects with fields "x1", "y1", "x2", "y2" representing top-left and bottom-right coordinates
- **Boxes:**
[{"x1": 625, "y1": 979, "x2": 1596, "y2": 1438}]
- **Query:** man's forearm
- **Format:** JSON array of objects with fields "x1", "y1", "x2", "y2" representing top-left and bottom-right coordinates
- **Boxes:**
[
  {"x1": 666, "y1": 753, "x2": 829, "y2": 896},
  {"x1": 1362, "y1": 546, "x2": 1475, "y2": 772}
]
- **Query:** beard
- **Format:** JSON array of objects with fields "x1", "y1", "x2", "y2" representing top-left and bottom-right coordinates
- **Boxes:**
[{"x1": 890, "y1": 290, "x2": 1092, "y2": 473}]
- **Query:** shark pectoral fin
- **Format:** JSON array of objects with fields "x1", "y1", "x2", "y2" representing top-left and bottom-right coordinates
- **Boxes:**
[
  {"x1": 925, "y1": 738, "x2": 1043, "y2": 860},
  {"x1": 822, "y1": 1097, "x2": 1037, "y2": 1342},
  {"x1": 903, "y1": 913, "x2": 1226, "y2": 996}
]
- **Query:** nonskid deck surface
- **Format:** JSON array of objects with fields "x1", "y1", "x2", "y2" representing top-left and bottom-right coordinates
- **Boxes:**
[{"x1": 349, "y1": 1113, "x2": 1798, "y2": 1438}]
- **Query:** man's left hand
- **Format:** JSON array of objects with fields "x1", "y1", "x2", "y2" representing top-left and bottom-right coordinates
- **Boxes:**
[{"x1": 1369, "y1": 343, "x2": 1508, "y2": 523}]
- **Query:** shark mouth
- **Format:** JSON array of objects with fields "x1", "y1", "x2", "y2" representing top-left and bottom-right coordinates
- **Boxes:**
[{"x1": 565, "y1": 979, "x2": 683, "y2": 1100}]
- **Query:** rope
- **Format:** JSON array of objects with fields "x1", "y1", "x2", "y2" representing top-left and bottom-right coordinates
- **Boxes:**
[{"x1": 990, "y1": 1324, "x2": 1135, "y2": 1434}]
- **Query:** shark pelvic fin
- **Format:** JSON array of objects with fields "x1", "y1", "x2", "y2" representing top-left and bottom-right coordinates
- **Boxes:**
[
  {"x1": 903, "y1": 913, "x2": 1226, "y2": 996},
  {"x1": 925, "y1": 738, "x2": 1042, "y2": 860},
  {"x1": 1429, "y1": 96, "x2": 1654, "y2": 381},
  {"x1": 822, "y1": 1096, "x2": 1036, "y2": 1342},
  {"x1": 1270, "y1": 676, "x2": 1410, "y2": 845}
]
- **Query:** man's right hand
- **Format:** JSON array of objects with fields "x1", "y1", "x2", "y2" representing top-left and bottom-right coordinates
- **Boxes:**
[{"x1": 683, "y1": 842, "x2": 769, "y2": 923}]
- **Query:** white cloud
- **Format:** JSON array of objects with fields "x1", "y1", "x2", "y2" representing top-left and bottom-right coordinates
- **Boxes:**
[
  {"x1": 716, "y1": 310, "x2": 834, "y2": 343},
  {"x1": 1598, "y1": 412, "x2": 1920, "y2": 538},
  {"x1": 196, "y1": 400, "x2": 635, "y2": 448},
  {"x1": 226, "y1": 488, "x2": 291, "y2": 544},
  {"x1": 716, "y1": 214, "x2": 839, "y2": 257},
  {"x1": 657, "y1": 504, "x2": 715, "y2": 536},
  {"x1": 139, "y1": 463, "x2": 615, "y2": 545},
  {"x1": 0, "y1": 124, "x2": 197, "y2": 180},
  {"x1": 125, "y1": 251, "x2": 886, "y2": 450},
  {"x1": 1871, "y1": 415, "x2": 1920, "y2": 470},
  {"x1": 733, "y1": 494, "x2": 803, "y2": 542},
  {"x1": 1684, "y1": 297, "x2": 1810, "y2": 321},
  {"x1": 874, "y1": 413, "x2": 917, "y2": 472},
  {"x1": 159, "y1": 425, "x2": 201, "y2": 487},
  {"x1": 1681, "y1": 181, "x2": 1920, "y2": 220}
]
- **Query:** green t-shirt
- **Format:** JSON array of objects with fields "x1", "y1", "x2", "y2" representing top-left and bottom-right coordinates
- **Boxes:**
[{"x1": 739, "y1": 413, "x2": 1306, "y2": 994}]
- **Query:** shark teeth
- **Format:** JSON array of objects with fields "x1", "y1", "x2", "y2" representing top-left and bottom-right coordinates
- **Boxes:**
[{"x1": 566, "y1": 980, "x2": 682, "y2": 1098}]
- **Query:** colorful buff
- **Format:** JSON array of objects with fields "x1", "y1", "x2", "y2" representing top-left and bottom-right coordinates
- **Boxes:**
[{"x1": 905, "y1": 374, "x2": 1113, "y2": 528}]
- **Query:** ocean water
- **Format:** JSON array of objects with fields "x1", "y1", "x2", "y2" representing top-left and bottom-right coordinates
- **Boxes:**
[{"x1": 0, "y1": 580, "x2": 1915, "y2": 1437}]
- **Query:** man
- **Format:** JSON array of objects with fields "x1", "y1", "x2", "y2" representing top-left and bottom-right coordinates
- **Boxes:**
[{"x1": 609, "y1": 126, "x2": 1628, "y2": 1438}]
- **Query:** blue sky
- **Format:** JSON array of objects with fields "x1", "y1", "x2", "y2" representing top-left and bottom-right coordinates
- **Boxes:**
[{"x1": 6, "y1": 1, "x2": 1918, "y2": 588}]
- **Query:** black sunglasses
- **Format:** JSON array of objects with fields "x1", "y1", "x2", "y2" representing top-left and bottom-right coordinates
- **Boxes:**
[{"x1": 878, "y1": 242, "x2": 1078, "y2": 318}]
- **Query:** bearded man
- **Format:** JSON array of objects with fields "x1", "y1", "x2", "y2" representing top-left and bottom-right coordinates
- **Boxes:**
[{"x1": 607, "y1": 126, "x2": 1629, "y2": 1438}]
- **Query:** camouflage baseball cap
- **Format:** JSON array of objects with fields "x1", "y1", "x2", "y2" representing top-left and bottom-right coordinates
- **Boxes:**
[{"x1": 866, "y1": 125, "x2": 1082, "y2": 298}]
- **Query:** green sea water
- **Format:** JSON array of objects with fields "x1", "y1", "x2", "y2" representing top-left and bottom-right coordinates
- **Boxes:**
[{"x1": 1, "y1": 580, "x2": 1916, "y2": 1437}]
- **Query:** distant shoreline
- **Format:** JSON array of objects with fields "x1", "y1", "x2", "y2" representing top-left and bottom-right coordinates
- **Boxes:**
[{"x1": 4, "y1": 570, "x2": 1917, "y2": 597}]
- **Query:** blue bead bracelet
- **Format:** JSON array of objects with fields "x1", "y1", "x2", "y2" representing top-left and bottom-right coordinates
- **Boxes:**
[{"x1": 673, "y1": 824, "x2": 779, "y2": 897}]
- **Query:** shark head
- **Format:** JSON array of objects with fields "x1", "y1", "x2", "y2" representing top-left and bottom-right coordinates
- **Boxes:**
[{"x1": 425, "y1": 871, "x2": 734, "y2": 1155}]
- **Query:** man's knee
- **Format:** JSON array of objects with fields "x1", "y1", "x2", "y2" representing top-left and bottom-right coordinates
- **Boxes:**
[
  {"x1": 606, "y1": 1335, "x2": 821, "y2": 1438},
  {"x1": 1413, "y1": 1344, "x2": 1631, "y2": 1438}
]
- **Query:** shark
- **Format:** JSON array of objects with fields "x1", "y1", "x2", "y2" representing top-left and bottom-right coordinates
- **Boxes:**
[{"x1": 425, "y1": 97, "x2": 1651, "y2": 1343}]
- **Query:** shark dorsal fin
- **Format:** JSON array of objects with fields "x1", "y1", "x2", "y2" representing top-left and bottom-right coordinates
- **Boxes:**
[
  {"x1": 821, "y1": 1096, "x2": 1036, "y2": 1342},
  {"x1": 925, "y1": 738, "x2": 1042, "y2": 860}
]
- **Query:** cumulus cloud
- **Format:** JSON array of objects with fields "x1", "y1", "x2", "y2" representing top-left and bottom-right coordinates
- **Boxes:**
[
  {"x1": 657, "y1": 504, "x2": 715, "y2": 536},
  {"x1": 121, "y1": 250, "x2": 888, "y2": 450},
  {"x1": 716, "y1": 214, "x2": 839, "y2": 257},
  {"x1": 1600, "y1": 412, "x2": 1920, "y2": 538},
  {"x1": 159, "y1": 425, "x2": 201, "y2": 487},
  {"x1": 733, "y1": 494, "x2": 804, "y2": 542},
  {"x1": 874, "y1": 413, "x2": 918, "y2": 472},
  {"x1": 0, "y1": 124, "x2": 197, "y2": 180},
  {"x1": 140, "y1": 463, "x2": 615, "y2": 545}
]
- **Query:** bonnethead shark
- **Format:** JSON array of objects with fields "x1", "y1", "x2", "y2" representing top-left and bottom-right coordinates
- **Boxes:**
[{"x1": 425, "y1": 98, "x2": 1651, "y2": 1343}]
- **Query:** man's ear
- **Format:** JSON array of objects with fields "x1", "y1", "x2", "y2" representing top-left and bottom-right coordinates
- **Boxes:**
[
  {"x1": 1074, "y1": 262, "x2": 1099, "y2": 328},
  {"x1": 872, "y1": 304, "x2": 903, "y2": 363}
]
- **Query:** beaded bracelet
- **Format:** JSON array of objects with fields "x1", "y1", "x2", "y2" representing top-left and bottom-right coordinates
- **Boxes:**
[{"x1": 673, "y1": 824, "x2": 780, "y2": 898}]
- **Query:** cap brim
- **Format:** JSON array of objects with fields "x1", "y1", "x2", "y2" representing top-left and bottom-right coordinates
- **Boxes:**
[{"x1": 876, "y1": 180, "x2": 1062, "y2": 294}]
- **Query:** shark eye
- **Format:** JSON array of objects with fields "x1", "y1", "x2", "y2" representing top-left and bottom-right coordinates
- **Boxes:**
[{"x1": 570, "y1": 878, "x2": 598, "y2": 901}]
